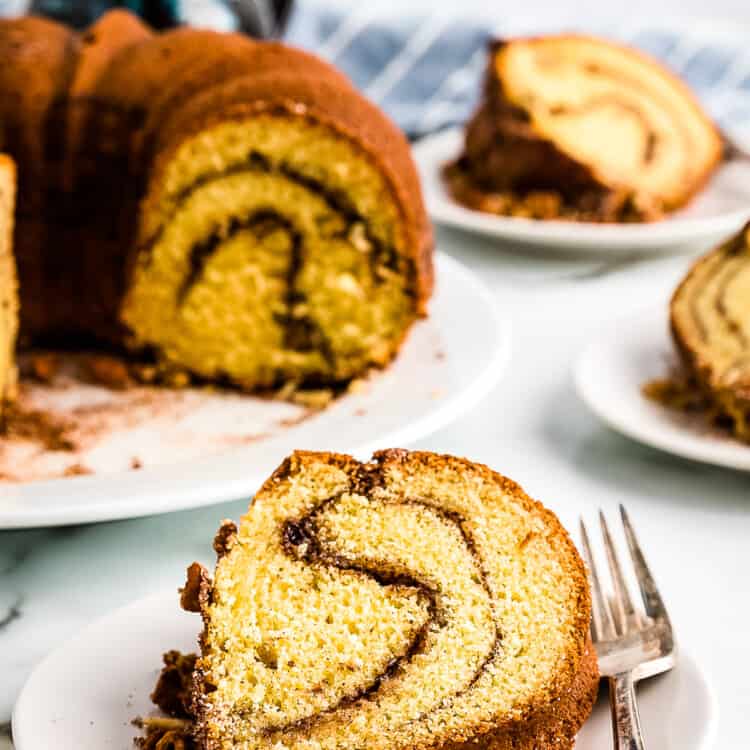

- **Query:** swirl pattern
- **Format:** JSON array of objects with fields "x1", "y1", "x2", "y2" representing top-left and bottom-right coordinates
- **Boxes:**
[
  {"x1": 671, "y1": 225, "x2": 750, "y2": 441},
  {"x1": 188, "y1": 450, "x2": 596, "y2": 750},
  {"x1": 449, "y1": 35, "x2": 722, "y2": 222},
  {"x1": 121, "y1": 113, "x2": 418, "y2": 390}
]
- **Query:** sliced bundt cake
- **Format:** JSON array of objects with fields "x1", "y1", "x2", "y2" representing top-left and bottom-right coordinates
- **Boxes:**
[
  {"x1": 0, "y1": 156, "x2": 17, "y2": 421},
  {"x1": 173, "y1": 450, "x2": 597, "y2": 750},
  {"x1": 445, "y1": 35, "x2": 723, "y2": 222},
  {"x1": 670, "y1": 224, "x2": 750, "y2": 441},
  {"x1": 0, "y1": 11, "x2": 432, "y2": 391}
]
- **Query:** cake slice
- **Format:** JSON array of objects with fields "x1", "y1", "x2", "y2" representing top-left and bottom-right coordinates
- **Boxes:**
[
  {"x1": 0, "y1": 156, "x2": 18, "y2": 423},
  {"x1": 670, "y1": 224, "x2": 750, "y2": 441},
  {"x1": 178, "y1": 450, "x2": 597, "y2": 750},
  {"x1": 446, "y1": 35, "x2": 723, "y2": 222}
]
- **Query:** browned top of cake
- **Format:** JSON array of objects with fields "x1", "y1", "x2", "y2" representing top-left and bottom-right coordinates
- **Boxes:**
[{"x1": 0, "y1": 12, "x2": 433, "y2": 328}]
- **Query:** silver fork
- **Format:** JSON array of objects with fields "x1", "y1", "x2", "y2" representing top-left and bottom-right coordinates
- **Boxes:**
[{"x1": 579, "y1": 506, "x2": 676, "y2": 750}]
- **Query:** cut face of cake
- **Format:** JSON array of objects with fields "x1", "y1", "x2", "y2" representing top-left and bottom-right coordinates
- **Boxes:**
[
  {"x1": 183, "y1": 450, "x2": 597, "y2": 750},
  {"x1": 123, "y1": 99, "x2": 425, "y2": 388},
  {"x1": 671, "y1": 225, "x2": 750, "y2": 441},
  {"x1": 0, "y1": 156, "x2": 17, "y2": 421},
  {"x1": 446, "y1": 35, "x2": 723, "y2": 222}
]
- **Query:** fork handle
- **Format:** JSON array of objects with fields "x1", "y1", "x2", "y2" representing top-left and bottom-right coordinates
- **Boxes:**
[{"x1": 609, "y1": 671, "x2": 645, "y2": 750}]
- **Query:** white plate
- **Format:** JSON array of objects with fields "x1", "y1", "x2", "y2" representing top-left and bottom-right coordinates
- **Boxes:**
[
  {"x1": 413, "y1": 128, "x2": 750, "y2": 253},
  {"x1": 0, "y1": 252, "x2": 510, "y2": 528},
  {"x1": 575, "y1": 306, "x2": 750, "y2": 470},
  {"x1": 12, "y1": 589, "x2": 717, "y2": 750}
]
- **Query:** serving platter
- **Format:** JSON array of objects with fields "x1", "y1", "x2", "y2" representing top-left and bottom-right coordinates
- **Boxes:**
[{"x1": 0, "y1": 252, "x2": 510, "y2": 528}]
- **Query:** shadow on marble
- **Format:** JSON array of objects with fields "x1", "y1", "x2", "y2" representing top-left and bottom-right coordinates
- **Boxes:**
[
  {"x1": 434, "y1": 224, "x2": 684, "y2": 281},
  {"x1": 540, "y1": 380, "x2": 750, "y2": 515}
]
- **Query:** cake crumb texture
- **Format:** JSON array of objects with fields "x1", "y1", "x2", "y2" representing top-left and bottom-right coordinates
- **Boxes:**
[
  {"x1": 669, "y1": 223, "x2": 750, "y2": 441},
  {"x1": 0, "y1": 156, "x2": 17, "y2": 422},
  {"x1": 188, "y1": 450, "x2": 596, "y2": 750}
]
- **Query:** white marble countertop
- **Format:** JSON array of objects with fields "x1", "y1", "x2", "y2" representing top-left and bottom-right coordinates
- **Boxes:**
[{"x1": 2, "y1": 224, "x2": 749, "y2": 749}]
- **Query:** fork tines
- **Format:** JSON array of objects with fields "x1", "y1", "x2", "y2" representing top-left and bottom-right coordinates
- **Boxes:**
[{"x1": 580, "y1": 505, "x2": 670, "y2": 643}]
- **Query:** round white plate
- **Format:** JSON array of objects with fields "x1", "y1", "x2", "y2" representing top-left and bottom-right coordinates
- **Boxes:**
[
  {"x1": 575, "y1": 306, "x2": 750, "y2": 470},
  {"x1": 13, "y1": 589, "x2": 717, "y2": 750},
  {"x1": 413, "y1": 128, "x2": 750, "y2": 253},
  {"x1": 0, "y1": 252, "x2": 510, "y2": 528}
]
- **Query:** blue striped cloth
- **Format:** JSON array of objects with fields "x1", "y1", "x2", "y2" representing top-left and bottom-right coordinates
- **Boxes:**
[
  {"x1": 3, "y1": 0, "x2": 750, "y2": 138},
  {"x1": 285, "y1": 6, "x2": 750, "y2": 138}
]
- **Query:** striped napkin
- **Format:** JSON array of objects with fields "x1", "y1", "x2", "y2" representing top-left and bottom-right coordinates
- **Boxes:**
[
  {"x1": 285, "y1": 5, "x2": 750, "y2": 138},
  {"x1": 3, "y1": 0, "x2": 750, "y2": 138}
]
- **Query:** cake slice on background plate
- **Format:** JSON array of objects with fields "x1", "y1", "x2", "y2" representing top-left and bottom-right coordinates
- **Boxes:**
[
  {"x1": 665, "y1": 223, "x2": 750, "y2": 442},
  {"x1": 445, "y1": 34, "x2": 723, "y2": 222}
]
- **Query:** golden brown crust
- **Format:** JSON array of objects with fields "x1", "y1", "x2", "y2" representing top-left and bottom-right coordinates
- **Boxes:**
[
  {"x1": 64, "y1": 9, "x2": 152, "y2": 191},
  {"x1": 0, "y1": 16, "x2": 79, "y2": 337},
  {"x1": 0, "y1": 154, "x2": 17, "y2": 420},
  {"x1": 187, "y1": 449, "x2": 596, "y2": 750},
  {"x1": 151, "y1": 650, "x2": 199, "y2": 718},
  {"x1": 180, "y1": 562, "x2": 212, "y2": 614},
  {"x1": 444, "y1": 637, "x2": 599, "y2": 750}
]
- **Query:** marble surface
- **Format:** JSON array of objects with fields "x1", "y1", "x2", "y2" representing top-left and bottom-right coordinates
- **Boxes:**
[{"x1": 2, "y1": 224, "x2": 749, "y2": 748}]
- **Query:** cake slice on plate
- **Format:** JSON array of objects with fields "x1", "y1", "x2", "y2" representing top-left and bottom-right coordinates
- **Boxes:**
[
  {"x1": 145, "y1": 449, "x2": 598, "y2": 750},
  {"x1": 670, "y1": 224, "x2": 750, "y2": 442},
  {"x1": 446, "y1": 35, "x2": 723, "y2": 222}
]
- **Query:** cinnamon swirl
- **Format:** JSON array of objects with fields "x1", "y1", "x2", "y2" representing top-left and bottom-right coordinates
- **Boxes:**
[
  {"x1": 175, "y1": 450, "x2": 598, "y2": 750},
  {"x1": 670, "y1": 225, "x2": 750, "y2": 441}
]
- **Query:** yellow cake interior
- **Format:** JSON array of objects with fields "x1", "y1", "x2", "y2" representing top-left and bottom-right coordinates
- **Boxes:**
[
  {"x1": 671, "y1": 228, "x2": 750, "y2": 438},
  {"x1": 123, "y1": 114, "x2": 415, "y2": 388},
  {"x1": 0, "y1": 155, "x2": 17, "y2": 418},
  {"x1": 197, "y1": 453, "x2": 588, "y2": 750}
]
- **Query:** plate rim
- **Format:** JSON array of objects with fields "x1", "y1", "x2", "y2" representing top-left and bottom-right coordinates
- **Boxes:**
[
  {"x1": 0, "y1": 251, "x2": 511, "y2": 529},
  {"x1": 573, "y1": 304, "x2": 750, "y2": 471},
  {"x1": 12, "y1": 588, "x2": 719, "y2": 750},
  {"x1": 413, "y1": 127, "x2": 750, "y2": 251}
]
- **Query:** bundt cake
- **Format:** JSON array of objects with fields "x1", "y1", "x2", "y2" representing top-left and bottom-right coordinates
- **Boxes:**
[
  {"x1": 0, "y1": 11, "x2": 432, "y2": 392},
  {"x1": 668, "y1": 223, "x2": 750, "y2": 441},
  {"x1": 0, "y1": 156, "x2": 17, "y2": 421},
  {"x1": 158, "y1": 450, "x2": 598, "y2": 750},
  {"x1": 444, "y1": 35, "x2": 723, "y2": 222}
]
